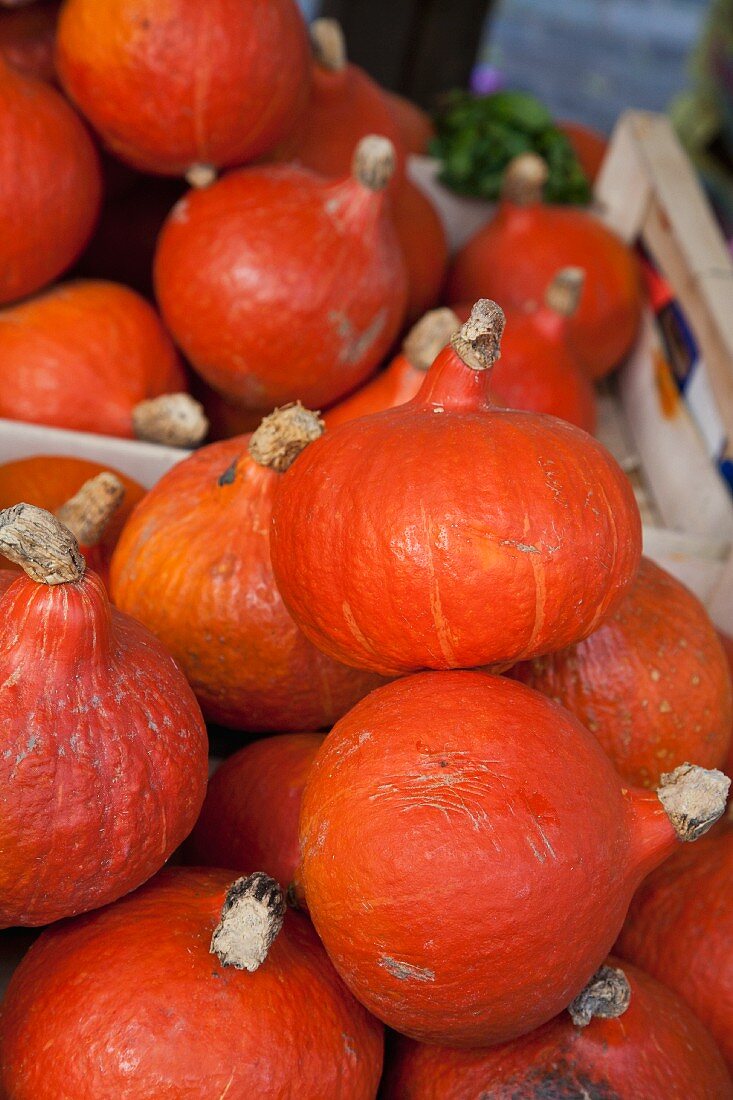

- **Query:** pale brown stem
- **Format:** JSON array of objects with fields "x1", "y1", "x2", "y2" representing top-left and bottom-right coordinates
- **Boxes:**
[
  {"x1": 352, "y1": 135, "x2": 396, "y2": 192},
  {"x1": 310, "y1": 17, "x2": 347, "y2": 71},
  {"x1": 185, "y1": 164, "x2": 217, "y2": 189},
  {"x1": 132, "y1": 394, "x2": 209, "y2": 449},
  {"x1": 568, "y1": 965, "x2": 631, "y2": 1027},
  {"x1": 501, "y1": 153, "x2": 549, "y2": 205},
  {"x1": 0, "y1": 504, "x2": 85, "y2": 585},
  {"x1": 403, "y1": 308, "x2": 461, "y2": 372},
  {"x1": 449, "y1": 299, "x2": 506, "y2": 372},
  {"x1": 657, "y1": 764, "x2": 730, "y2": 842},
  {"x1": 210, "y1": 873, "x2": 286, "y2": 972},
  {"x1": 55, "y1": 473, "x2": 125, "y2": 547},
  {"x1": 248, "y1": 402, "x2": 324, "y2": 473},
  {"x1": 545, "y1": 267, "x2": 585, "y2": 318}
]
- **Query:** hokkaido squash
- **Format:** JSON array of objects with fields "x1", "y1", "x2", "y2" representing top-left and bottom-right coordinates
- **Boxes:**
[
  {"x1": 0, "y1": 56, "x2": 101, "y2": 305},
  {"x1": 618, "y1": 815, "x2": 733, "y2": 1071},
  {"x1": 0, "y1": 504, "x2": 208, "y2": 927},
  {"x1": 0, "y1": 279, "x2": 207, "y2": 445},
  {"x1": 0, "y1": 869, "x2": 384, "y2": 1098},
  {"x1": 0, "y1": 456, "x2": 145, "y2": 588},
  {"x1": 381, "y1": 959, "x2": 733, "y2": 1098},
  {"x1": 272, "y1": 18, "x2": 406, "y2": 189},
  {"x1": 56, "y1": 0, "x2": 310, "y2": 179},
  {"x1": 455, "y1": 267, "x2": 597, "y2": 432},
  {"x1": 154, "y1": 137, "x2": 407, "y2": 412},
  {"x1": 110, "y1": 406, "x2": 387, "y2": 731},
  {"x1": 187, "y1": 733, "x2": 324, "y2": 887},
  {"x1": 0, "y1": 0, "x2": 59, "y2": 82},
  {"x1": 512, "y1": 557, "x2": 733, "y2": 787},
  {"x1": 447, "y1": 153, "x2": 643, "y2": 379},
  {"x1": 298, "y1": 670, "x2": 729, "y2": 1046},
  {"x1": 271, "y1": 301, "x2": 641, "y2": 676}
]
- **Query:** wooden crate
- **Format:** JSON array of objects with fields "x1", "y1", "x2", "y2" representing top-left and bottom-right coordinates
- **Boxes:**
[{"x1": 594, "y1": 110, "x2": 733, "y2": 632}]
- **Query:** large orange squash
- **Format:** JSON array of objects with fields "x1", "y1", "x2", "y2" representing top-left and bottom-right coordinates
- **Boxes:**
[
  {"x1": 0, "y1": 869, "x2": 384, "y2": 1098},
  {"x1": 0, "y1": 455, "x2": 145, "y2": 588},
  {"x1": 154, "y1": 137, "x2": 408, "y2": 413},
  {"x1": 0, "y1": 56, "x2": 101, "y2": 305},
  {"x1": 187, "y1": 733, "x2": 324, "y2": 887},
  {"x1": 447, "y1": 153, "x2": 643, "y2": 379},
  {"x1": 298, "y1": 669, "x2": 729, "y2": 1046},
  {"x1": 56, "y1": 0, "x2": 310, "y2": 178},
  {"x1": 271, "y1": 301, "x2": 641, "y2": 676},
  {"x1": 618, "y1": 815, "x2": 733, "y2": 1072},
  {"x1": 381, "y1": 958, "x2": 733, "y2": 1097},
  {"x1": 0, "y1": 504, "x2": 208, "y2": 927},
  {"x1": 512, "y1": 557, "x2": 733, "y2": 787},
  {"x1": 110, "y1": 407, "x2": 387, "y2": 731},
  {"x1": 272, "y1": 18, "x2": 406, "y2": 188},
  {"x1": 0, "y1": 279, "x2": 207, "y2": 444}
]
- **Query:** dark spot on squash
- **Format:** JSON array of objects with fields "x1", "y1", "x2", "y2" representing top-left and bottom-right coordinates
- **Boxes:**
[
  {"x1": 218, "y1": 460, "x2": 238, "y2": 487},
  {"x1": 487, "y1": 1064, "x2": 620, "y2": 1099}
]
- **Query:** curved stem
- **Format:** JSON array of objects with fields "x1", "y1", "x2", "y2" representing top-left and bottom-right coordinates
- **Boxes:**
[
  {"x1": 657, "y1": 764, "x2": 730, "y2": 842},
  {"x1": 132, "y1": 394, "x2": 209, "y2": 449},
  {"x1": 449, "y1": 300, "x2": 505, "y2": 372},
  {"x1": 352, "y1": 135, "x2": 396, "y2": 192},
  {"x1": 310, "y1": 17, "x2": 347, "y2": 71},
  {"x1": 501, "y1": 153, "x2": 548, "y2": 206},
  {"x1": 568, "y1": 965, "x2": 631, "y2": 1027},
  {"x1": 248, "y1": 402, "x2": 324, "y2": 473},
  {"x1": 55, "y1": 473, "x2": 125, "y2": 546},
  {"x1": 185, "y1": 163, "x2": 217, "y2": 189},
  {"x1": 0, "y1": 504, "x2": 85, "y2": 585},
  {"x1": 403, "y1": 308, "x2": 460, "y2": 372},
  {"x1": 210, "y1": 873, "x2": 286, "y2": 972}
]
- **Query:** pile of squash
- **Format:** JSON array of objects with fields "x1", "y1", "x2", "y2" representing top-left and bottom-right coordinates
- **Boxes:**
[{"x1": 1, "y1": 2, "x2": 732, "y2": 1097}]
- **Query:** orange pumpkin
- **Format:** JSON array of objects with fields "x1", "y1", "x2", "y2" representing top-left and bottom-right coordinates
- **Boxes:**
[
  {"x1": 0, "y1": 56, "x2": 101, "y2": 305},
  {"x1": 272, "y1": 18, "x2": 406, "y2": 189},
  {"x1": 110, "y1": 408, "x2": 387, "y2": 731},
  {"x1": 511, "y1": 558, "x2": 733, "y2": 787},
  {"x1": 56, "y1": 0, "x2": 311, "y2": 178},
  {"x1": 447, "y1": 153, "x2": 643, "y2": 379},
  {"x1": 391, "y1": 179, "x2": 448, "y2": 321},
  {"x1": 0, "y1": 0, "x2": 59, "y2": 82},
  {"x1": 0, "y1": 280, "x2": 207, "y2": 445}
]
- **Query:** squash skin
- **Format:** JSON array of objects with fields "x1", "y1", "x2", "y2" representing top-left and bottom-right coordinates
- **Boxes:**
[
  {"x1": 271, "y1": 336, "x2": 641, "y2": 676},
  {"x1": 55, "y1": 0, "x2": 310, "y2": 176},
  {"x1": 154, "y1": 162, "x2": 408, "y2": 411},
  {"x1": 448, "y1": 200, "x2": 642, "y2": 380},
  {"x1": 186, "y1": 733, "x2": 324, "y2": 887},
  {"x1": 109, "y1": 436, "x2": 387, "y2": 732},
  {"x1": 0, "y1": 279, "x2": 186, "y2": 436},
  {"x1": 0, "y1": 568, "x2": 208, "y2": 927},
  {"x1": 0, "y1": 868, "x2": 384, "y2": 1099},
  {"x1": 299, "y1": 670, "x2": 694, "y2": 1047},
  {"x1": 272, "y1": 52, "x2": 406, "y2": 190},
  {"x1": 0, "y1": 57, "x2": 101, "y2": 305},
  {"x1": 391, "y1": 180, "x2": 448, "y2": 322},
  {"x1": 0, "y1": 455, "x2": 145, "y2": 587},
  {"x1": 381, "y1": 957, "x2": 733, "y2": 1099},
  {"x1": 512, "y1": 558, "x2": 733, "y2": 787},
  {"x1": 617, "y1": 820, "x2": 733, "y2": 1073}
]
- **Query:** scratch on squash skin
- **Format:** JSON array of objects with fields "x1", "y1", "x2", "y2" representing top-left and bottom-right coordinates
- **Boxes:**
[
  {"x1": 379, "y1": 956, "x2": 435, "y2": 983},
  {"x1": 421, "y1": 502, "x2": 456, "y2": 666}
]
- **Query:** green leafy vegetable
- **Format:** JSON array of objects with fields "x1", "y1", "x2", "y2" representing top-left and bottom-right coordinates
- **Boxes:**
[{"x1": 430, "y1": 89, "x2": 593, "y2": 205}]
